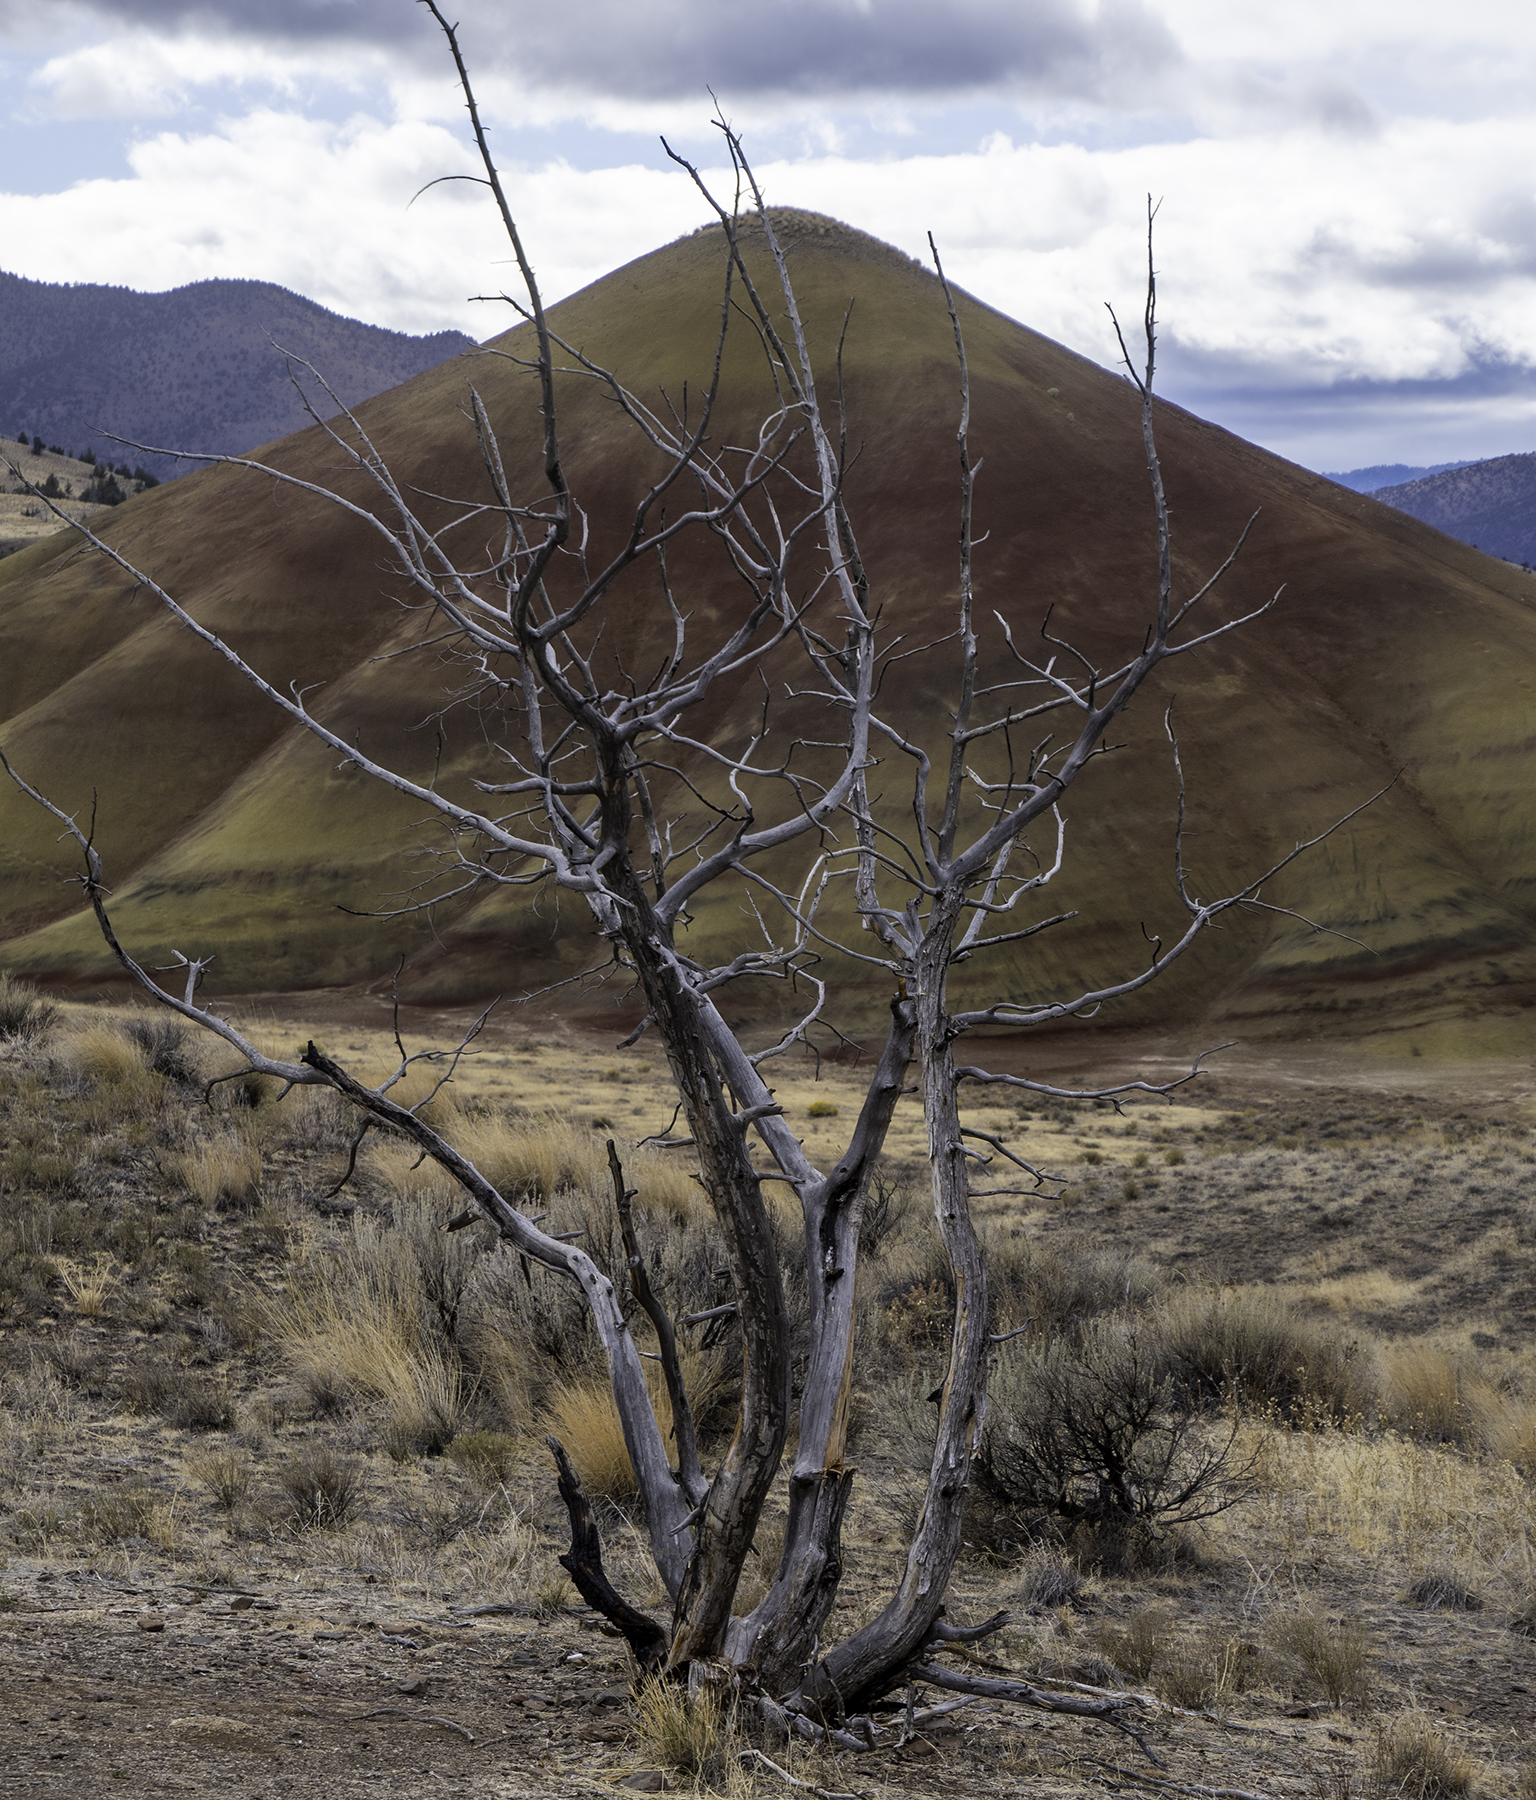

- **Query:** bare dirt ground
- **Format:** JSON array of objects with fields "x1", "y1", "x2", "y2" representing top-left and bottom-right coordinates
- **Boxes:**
[
  {"x1": 4, "y1": 1562, "x2": 1531, "y2": 1800},
  {"x1": 4, "y1": 1000, "x2": 1536, "y2": 1798}
]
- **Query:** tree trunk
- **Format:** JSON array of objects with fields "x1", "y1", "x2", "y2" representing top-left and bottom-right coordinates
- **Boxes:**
[{"x1": 797, "y1": 897, "x2": 988, "y2": 1712}]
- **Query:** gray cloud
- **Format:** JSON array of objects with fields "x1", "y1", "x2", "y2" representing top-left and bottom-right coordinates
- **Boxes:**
[
  {"x1": 1156, "y1": 337, "x2": 1536, "y2": 468},
  {"x1": 1292, "y1": 214, "x2": 1536, "y2": 296},
  {"x1": 52, "y1": 0, "x2": 428, "y2": 42},
  {"x1": 49, "y1": 0, "x2": 1180, "y2": 103}
]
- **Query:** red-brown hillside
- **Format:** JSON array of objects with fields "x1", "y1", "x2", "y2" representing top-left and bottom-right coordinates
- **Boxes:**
[{"x1": 2, "y1": 213, "x2": 1534, "y2": 1056}]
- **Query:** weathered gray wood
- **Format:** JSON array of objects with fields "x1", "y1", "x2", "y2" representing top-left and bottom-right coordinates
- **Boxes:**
[
  {"x1": 547, "y1": 1435, "x2": 668, "y2": 1672},
  {"x1": 0, "y1": 22, "x2": 1326, "y2": 1757},
  {"x1": 608, "y1": 1139, "x2": 709, "y2": 1508}
]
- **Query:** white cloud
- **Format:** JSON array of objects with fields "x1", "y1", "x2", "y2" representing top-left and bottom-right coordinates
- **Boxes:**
[
  {"x1": 29, "y1": 31, "x2": 385, "y2": 118},
  {"x1": 740, "y1": 116, "x2": 1536, "y2": 391},
  {"x1": 0, "y1": 108, "x2": 707, "y2": 336},
  {"x1": 6, "y1": 2, "x2": 1536, "y2": 466},
  {"x1": 7, "y1": 96, "x2": 1536, "y2": 461}
]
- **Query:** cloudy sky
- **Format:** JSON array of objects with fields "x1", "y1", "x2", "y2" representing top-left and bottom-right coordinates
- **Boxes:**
[{"x1": 2, "y1": 0, "x2": 1534, "y2": 472}]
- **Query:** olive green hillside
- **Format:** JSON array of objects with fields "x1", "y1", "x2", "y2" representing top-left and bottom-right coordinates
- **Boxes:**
[{"x1": 2, "y1": 211, "x2": 1535, "y2": 1053}]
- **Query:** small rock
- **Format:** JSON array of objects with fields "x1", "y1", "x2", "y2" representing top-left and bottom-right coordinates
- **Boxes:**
[
  {"x1": 620, "y1": 1774, "x2": 669, "y2": 1794},
  {"x1": 136, "y1": 1615, "x2": 166, "y2": 1633},
  {"x1": 595, "y1": 1687, "x2": 631, "y2": 1706},
  {"x1": 1283, "y1": 1703, "x2": 1318, "y2": 1719},
  {"x1": 901, "y1": 1737, "x2": 939, "y2": 1759},
  {"x1": 397, "y1": 1676, "x2": 429, "y2": 1697},
  {"x1": 227, "y1": 1596, "x2": 254, "y2": 1612}
]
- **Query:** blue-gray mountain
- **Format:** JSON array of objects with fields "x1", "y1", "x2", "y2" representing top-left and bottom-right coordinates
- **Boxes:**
[
  {"x1": 1322, "y1": 461, "x2": 1474, "y2": 493},
  {"x1": 0, "y1": 270, "x2": 476, "y2": 479},
  {"x1": 1369, "y1": 453, "x2": 1536, "y2": 567}
]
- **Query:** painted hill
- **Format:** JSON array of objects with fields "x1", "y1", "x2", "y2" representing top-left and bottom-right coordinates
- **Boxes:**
[
  {"x1": 3, "y1": 213, "x2": 1536, "y2": 1057},
  {"x1": 0, "y1": 270, "x2": 475, "y2": 480},
  {"x1": 1373, "y1": 453, "x2": 1536, "y2": 566}
]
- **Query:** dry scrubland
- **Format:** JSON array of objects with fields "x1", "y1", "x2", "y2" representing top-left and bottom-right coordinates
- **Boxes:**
[
  {"x1": 1, "y1": 978, "x2": 1535, "y2": 1797},
  {"x1": 0, "y1": 438, "x2": 113, "y2": 555}
]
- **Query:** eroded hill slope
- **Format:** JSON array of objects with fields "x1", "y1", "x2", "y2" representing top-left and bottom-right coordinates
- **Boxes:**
[{"x1": 2, "y1": 214, "x2": 1535, "y2": 1053}]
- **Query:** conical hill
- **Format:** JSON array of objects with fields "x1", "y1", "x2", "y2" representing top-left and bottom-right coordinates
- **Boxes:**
[{"x1": 2, "y1": 211, "x2": 1534, "y2": 1057}]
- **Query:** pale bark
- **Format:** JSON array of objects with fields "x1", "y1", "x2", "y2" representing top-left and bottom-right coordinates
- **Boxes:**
[{"x1": 0, "y1": 26, "x2": 1365, "y2": 1754}]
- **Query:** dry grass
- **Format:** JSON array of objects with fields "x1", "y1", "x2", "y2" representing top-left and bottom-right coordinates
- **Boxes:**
[
  {"x1": 1155, "y1": 1629, "x2": 1257, "y2": 1711},
  {"x1": 1162, "y1": 1284, "x2": 1376, "y2": 1422},
  {"x1": 372, "y1": 1107, "x2": 703, "y2": 1224},
  {"x1": 54, "y1": 1253, "x2": 118, "y2": 1317},
  {"x1": 542, "y1": 1379, "x2": 641, "y2": 1500},
  {"x1": 1485, "y1": 1397, "x2": 1536, "y2": 1471},
  {"x1": 633, "y1": 1671, "x2": 739, "y2": 1780},
  {"x1": 1374, "y1": 1711, "x2": 1477, "y2": 1796},
  {"x1": 5, "y1": 1004, "x2": 1536, "y2": 1792},
  {"x1": 445, "y1": 1430, "x2": 521, "y2": 1489},
  {"x1": 81, "y1": 1479, "x2": 179, "y2": 1551},
  {"x1": 1090, "y1": 1603, "x2": 1175, "y2": 1681},
  {"x1": 1265, "y1": 1604, "x2": 1373, "y2": 1707},
  {"x1": 185, "y1": 1447, "x2": 251, "y2": 1511},
  {"x1": 375, "y1": 1351, "x2": 469, "y2": 1459},
  {"x1": 176, "y1": 1130, "x2": 263, "y2": 1210},
  {"x1": 728, "y1": 1518, "x2": 785, "y2": 1618},
  {"x1": 62, "y1": 1019, "x2": 149, "y2": 1085},
  {"x1": 261, "y1": 1213, "x2": 468, "y2": 1449},
  {"x1": 1379, "y1": 1344, "x2": 1499, "y2": 1445},
  {"x1": 0, "y1": 971, "x2": 59, "y2": 1043},
  {"x1": 276, "y1": 1446, "x2": 364, "y2": 1528},
  {"x1": 1229, "y1": 1423, "x2": 1536, "y2": 1609}
]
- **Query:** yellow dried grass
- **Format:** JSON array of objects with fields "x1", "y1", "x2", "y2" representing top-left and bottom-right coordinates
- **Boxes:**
[
  {"x1": 62, "y1": 1020, "x2": 147, "y2": 1085},
  {"x1": 1227, "y1": 1418, "x2": 1536, "y2": 1601},
  {"x1": 1374, "y1": 1710, "x2": 1477, "y2": 1796},
  {"x1": 260, "y1": 1216, "x2": 466, "y2": 1441},
  {"x1": 1487, "y1": 1399, "x2": 1536, "y2": 1471},
  {"x1": 55, "y1": 1254, "x2": 118, "y2": 1318},
  {"x1": 370, "y1": 1107, "x2": 705, "y2": 1222},
  {"x1": 176, "y1": 1130, "x2": 263, "y2": 1209},
  {"x1": 1380, "y1": 1344, "x2": 1500, "y2": 1444},
  {"x1": 541, "y1": 1342, "x2": 732, "y2": 1502},
  {"x1": 542, "y1": 1379, "x2": 641, "y2": 1500}
]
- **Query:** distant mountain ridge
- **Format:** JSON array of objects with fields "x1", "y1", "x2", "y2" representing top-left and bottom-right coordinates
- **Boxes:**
[
  {"x1": 1323, "y1": 460, "x2": 1476, "y2": 493},
  {"x1": 0, "y1": 271, "x2": 477, "y2": 478},
  {"x1": 1371, "y1": 452, "x2": 1536, "y2": 566}
]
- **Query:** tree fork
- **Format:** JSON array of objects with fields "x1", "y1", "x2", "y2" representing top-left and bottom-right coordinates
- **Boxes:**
[
  {"x1": 616, "y1": 925, "x2": 793, "y2": 1667},
  {"x1": 797, "y1": 908, "x2": 988, "y2": 1712},
  {"x1": 723, "y1": 991, "x2": 917, "y2": 1686}
]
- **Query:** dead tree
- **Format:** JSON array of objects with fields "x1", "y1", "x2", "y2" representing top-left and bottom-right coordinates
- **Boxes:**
[{"x1": 0, "y1": 0, "x2": 1361, "y2": 1753}]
